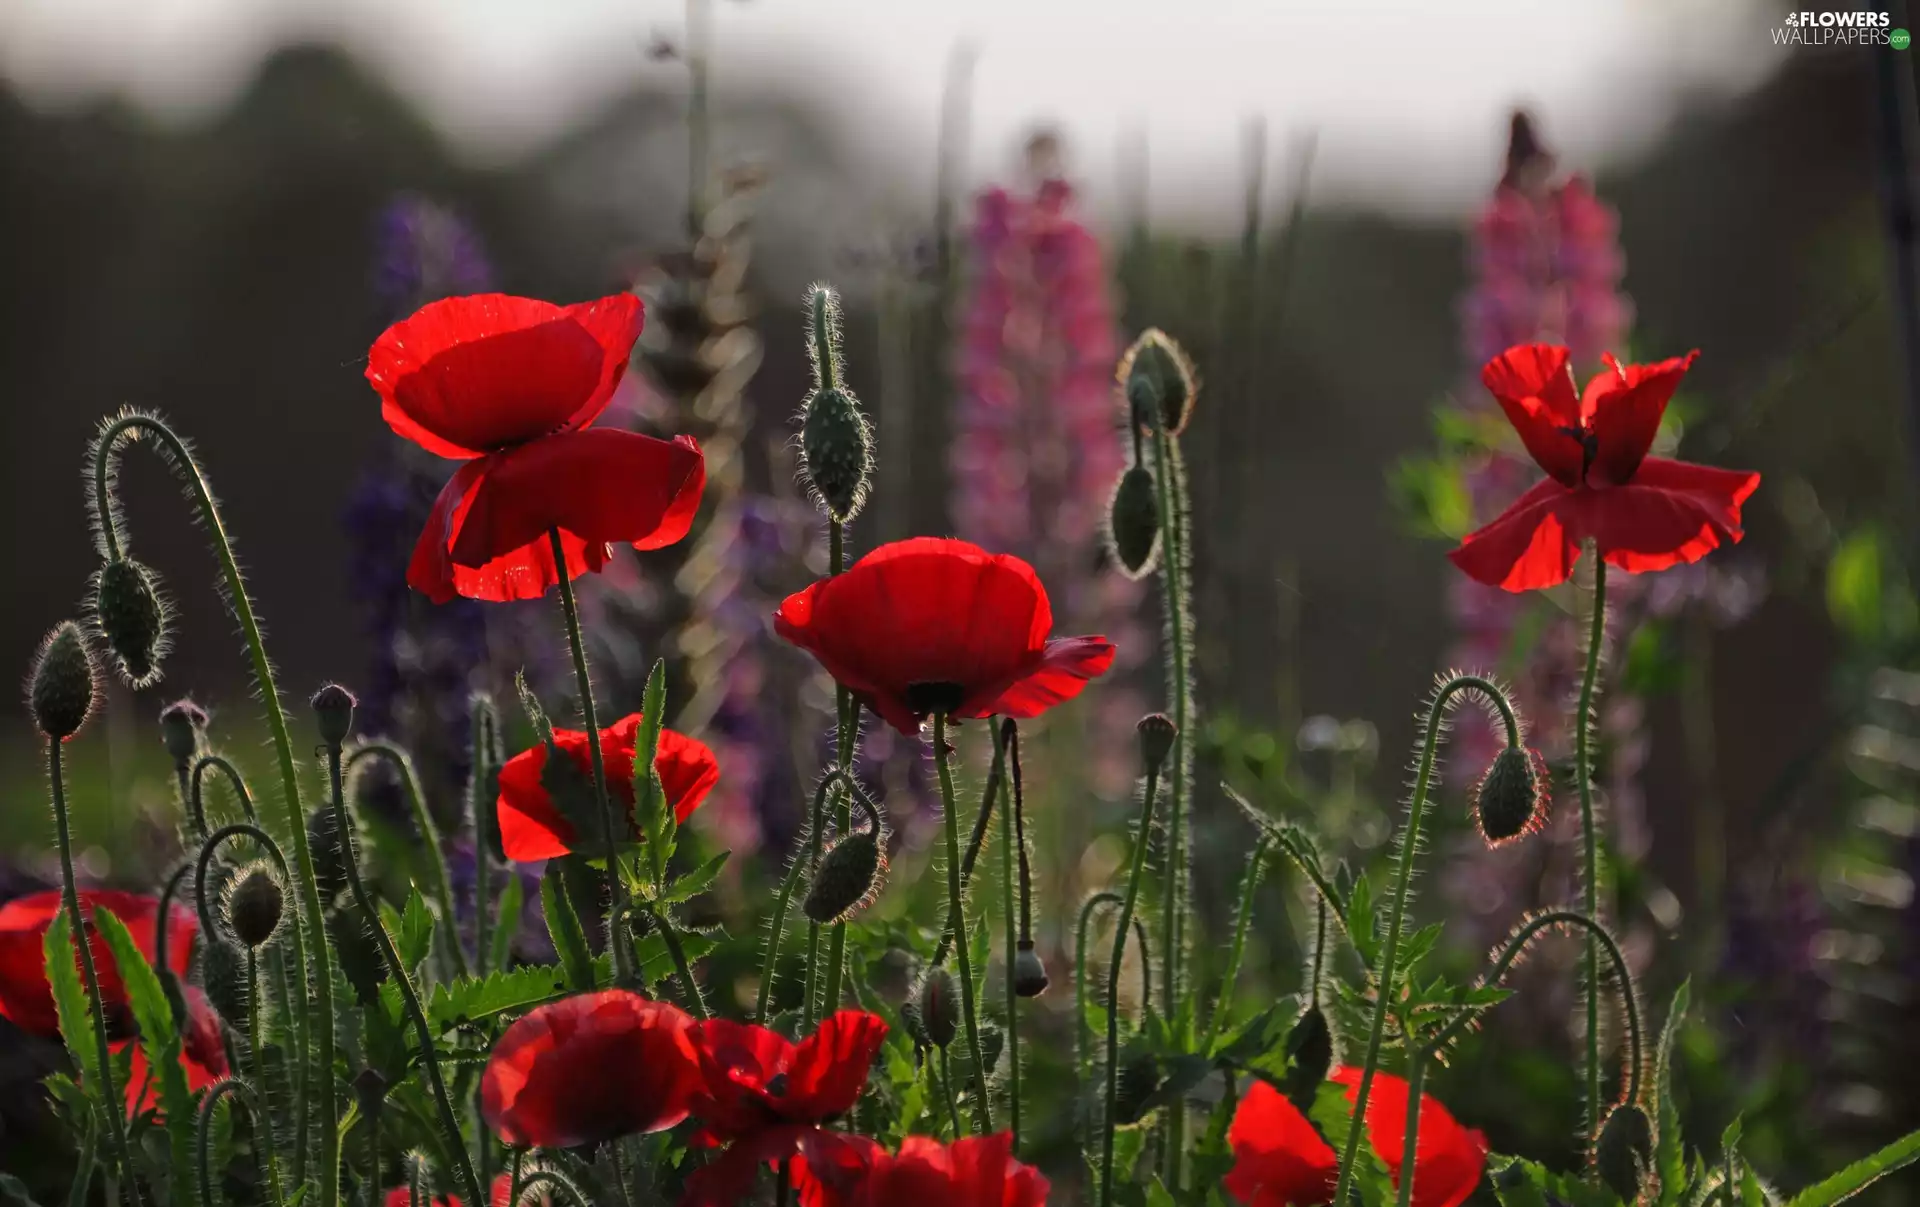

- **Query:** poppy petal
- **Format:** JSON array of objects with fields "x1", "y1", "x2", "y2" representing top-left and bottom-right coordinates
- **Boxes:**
[
  {"x1": 408, "y1": 458, "x2": 604, "y2": 604},
  {"x1": 560, "y1": 295, "x2": 648, "y2": 431},
  {"x1": 966, "y1": 635, "x2": 1117, "y2": 720},
  {"x1": 680, "y1": 1126, "x2": 816, "y2": 1207},
  {"x1": 1225, "y1": 1079, "x2": 1338, "y2": 1207},
  {"x1": 1447, "y1": 477, "x2": 1580, "y2": 592},
  {"x1": 1481, "y1": 344, "x2": 1585, "y2": 486},
  {"x1": 0, "y1": 890, "x2": 196, "y2": 1039},
  {"x1": 1583, "y1": 351, "x2": 1697, "y2": 487},
  {"x1": 369, "y1": 294, "x2": 633, "y2": 459},
  {"x1": 448, "y1": 430, "x2": 706, "y2": 573},
  {"x1": 1331, "y1": 1067, "x2": 1488, "y2": 1207},
  {"x1": 1562, "y1": 459, "x2": 1757, "y2": 575},
  {"x1": 495, "y1": 718, "x2": 718, "y2": 862},
  {"x1": 784, "y1": 1010, "x2": 889, "y2": 1120},
  {"x1": 791, "y1": 1131, "x2": 887, "y2": 1207}
]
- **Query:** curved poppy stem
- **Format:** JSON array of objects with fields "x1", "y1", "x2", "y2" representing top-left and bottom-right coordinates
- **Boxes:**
[
  {"x1": 933, "y1": 713, "x2": 992, "y2": 1135},
  {"x1": 1074, "y1": 892, "x2": 1151, "y2": 1092},
  {"x1": 189, "y1": 754, "x2": 259, "y2": 836},
  {"x1": 49, "y1": 741, "x2": 141, "y2": 1207},
  {"x1": 198, "y1": 1078, "x2": 275, "y2": 1207},
  {"x1": 1575, "y1": 557, "x2": 1608, "y2": 1143},
  {"x1": 1394, "y1": 1053, "x2": 1426, "y2": 1207},
  {"x1": 547, "y1": 528, "x2": 635, "y2": 986},
  {"x1": 345, "y1": 741, "x2": 467, "y2": 978},
  {"x1": 1332, "y1": 673, "x2": 1519, "y2": 1207},
  {"x1": 644, "y1": 903, "x2": 710, "y2": 1019},
  {"x1": 1100, "y1": 759, "x2": 1163, "y2": 1207},
  {"x1": 760, "y1": 773, "x2": 840, "y2": 1023},
  {"x1": 820, "y1": 521, "x2": 859, "y2": 1017},
  {"x1": 326, "y1": 742, "x2": 484, "y2": 1207},
  {"x1": 90, "y1": 412, "x2": 336, "y2": 1207}
]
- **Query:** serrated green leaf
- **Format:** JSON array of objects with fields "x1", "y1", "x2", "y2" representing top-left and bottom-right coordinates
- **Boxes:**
[
  {"x1": 541, "y1": 864, "x2": 595, "y2": 992},
  {"x1": 398, "y1": 887, "x2": 434, "y2": 974},
  {"x1": 633, "y1": 660, "x2": 675, "y2": 885},
  {"x1": 42, "y1": 911, "x2": 100, "y2": 1091},
  {"x1": 427, "y1": 964, "x2": 569, "y2": 1031},
  {"x1": 1493, "y1": 1157, "x2": 1623, "y2": 1207},
  {"x1": 1346, "y1": 873, "x2": 1378, "y2": 969},
  {"x1": 662, "y1": 852, "x2": 730, "y2": 905},
  {"x1": 514, "y1": 670, "x2": 554, "y2": 745},
  {"x1": 1311, "y1": 1080, "x2": 1394, "y2": 1207},
  {"x1": 1784, "y1": 1127, "x2": 1920, "y2": 1206},
  {"x1": 1145, "y1": 1177, "x2": 1177, "y2": 1207},
  {"x1": 634, "y1": 930, "x2": 719, "y2": 989},
  {"x1": 1397, "y1": 922, "x2": 1445, "y2": 980},
  {"x1": 93, "y1": 906, "x2": 193, "y2": 1194},
  {"x1": 490, "y1": 873, "x2": 523, "y2": 973},
  {"x1": 1655, "y1": 981, "x2": 1691, "y2": 1207}
]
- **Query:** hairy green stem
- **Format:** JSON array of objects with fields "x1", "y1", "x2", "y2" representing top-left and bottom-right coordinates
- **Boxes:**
[
  {"x1": 1333, "y1": 673, "x2": 1519, "y2": 1205},
  {"x1": 1100, "y1": 762, "x2": 1163, "y2": 1207},
  {"x1": 245, "y1": 950, "x2": 287, "y2": 1204},
  {"x1": 346, "y1": 742, "x2": 467, "y2": 978},
  {"x1": 933, "y1": 713, "x2": 992, "y2": 1134},
  {"x1": 197, "y1": 1078, "x2": 265, "y2": 1207},
  {"x1": 547, "y1": 528, "x2": 634, "y2": 985},
  {"x1": 821, "y1": 519, "x2": 856, "y2": 1016},
  {"x1": 995, "y1": 720, "x2": 1021, "y2": 1150},
  {"x1": 1576, "y1": 557, "x2": 1608, "y2": 1142},
  {"x1": 1394, "y1": 1054, "x2": 1426, "y2": 1207},
  {"x1": 646, "y1": 904, "x2": 711, "y2": 1019},
  {"x1": 92, "y1": 412, "x2": 337, "y2": 1207},
  {"x1": 930, "y1": 743, "x2": 1004, "y2": 969},
  {"x1": 50, "y1": 743, "x2": 141, "y2": 1207},
  {"x1": 1150, "y1": 425, "x2": 1194, "y2": 1187},
  {"x1": 1074, "y1": 892, "x2": 1151, "y2": 1089},
  {"x1": 328, "y1": 745, "x2": 483, "y2": 1207},
  {"x1": 1204, "y1": 835, "x2": 1271, "y2": 1052},
  {"x1": 189, "y1": 755, "x2": 259, "y2": 836},
  {"x1": 758, "y1": 782, "x2": 827, "y2": 1022},
  {"x1": 471, "y1": 701, "x2": 496, "y2": 978},
  {"x1": 938, "y1": 1046, "x2": 964, "y2": 1140}
]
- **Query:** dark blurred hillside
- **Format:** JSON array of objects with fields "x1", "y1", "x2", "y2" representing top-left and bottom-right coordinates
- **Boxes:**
[{"x1": 0, "y1": 39, "x2": 1902, "y2": 858}]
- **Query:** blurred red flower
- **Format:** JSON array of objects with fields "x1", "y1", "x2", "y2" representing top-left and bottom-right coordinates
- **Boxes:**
[
  {"x1": 1449, "y1": 344, "x2": 1759, "y2": 591},
  {"x1": 366, "y1": 293, "x2": 705, "y2": 603},
  {"x1": 382, "y1": 1174, "x2": 534, "y2": 1207},
  {"x1": 480, "y1": 990, "x2": 700, "y2": 1149},
  {"x1": 1225, "y1": 1070, "x2": 1488, "y2": 1207},
  {"x1": 122, "y1": 983, "x2": 229, "y2": 1117},
  {"x1": 773, "y1": 537, "x2": 1115, "y2": 736},
  {"x1": 495, "y1": 713, "x2": 719, "y2": 862},
  {"x1": 679, "y1": 1011, "x2": 889, "y2": 1207},
  {"x1": 0, "y1": 889, "x2": 195, "y2": 1039},
  {"x1": 790, "y1": 1131, "x2": 1049, "y2": 1207}
]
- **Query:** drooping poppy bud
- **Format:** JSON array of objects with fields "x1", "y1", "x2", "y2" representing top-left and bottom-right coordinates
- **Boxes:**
[
  {"x1": 1113, "y1": 1050, "x2": 1162, "y2": 1125},
  {"x1": 159, "y1": 699, "x2": 210, "y2": 769},
  {"x1": 803, "y1": 829, "x2": 884, "y2": 924},
  {"x1": 1282, "y1": 1005, "x2": 1333, "y2": 1109},
  {"x1": 200, "y1": 933, "x2": 248, "y2": 1028},
  {"x1": 916, "y1": 967, "x2": 960, "y2": 1049},
  {"x1": 311, "y1": 683, "x2": 358, "y2": 748},
  {"x1": 1594, "y1": 1102, "x2": 1654, "y2": 1203},
  {"x1": 1137, "y1": 713, "x2": 1178, "y2": 772},
  {"x1": 30, "y1": 622, "x2": 98, "y2": 742},
  {"x1": 1118, "y1": 329, "x2": 1198, "y2": 437},
  {"x1": 1474, "y1": 745, "x2": 1549, "y2": 846},
  {"x1": 93, "y1": 557, "x2": 168, "y2": 687},
  {"x1": 225, "y1": 863, "x2": 285, "y2": 950},
  {"x1": 1106, "y1": 465, "x2": 1161, "y2": 578},
  {"x1": 1012, "y1": 940, "x2": 1050, "y2": 998}
]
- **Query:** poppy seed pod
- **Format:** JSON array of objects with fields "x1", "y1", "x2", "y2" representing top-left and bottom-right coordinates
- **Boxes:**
[
  {"x1": 801, "y1": 386, "x2": 873, "y2": 524},
  {"x1": 310, "y1": 683, "x2": 358, "y2": 748},
  {"x1": 1137, "y1": 713, "x2": 1178, "y2": 771},
  {"x1": 1106, "y1": 465, "x2": 1161, "y2": 578},
  {"x1": 1474, "y1": 745, "x2": 1549, "y2": 846},
  {"x1": 1012, "y1": 940, "x2": 1050, "y2": 998},
  {"x1": 803, "y1": 829, "x2": 884, "y2": 924},
  {"x1": 1593, "y1": 1102, "x2": 1654, "y2": 1203},
  {"x1": 93, "y1": 557, "x2": 168, "y2": 687},
  {"x1": 159, "y1": 699, "x2": 210, "y2": 768},
  {"x1": 30, "y1": 622, "x2": 97, "y2": 742},
  {"x1": 916, "y1": 967, "x2": 960, "y2": 1049},
  {"x1": 225, "y1": 863, "x2": 285, "y2": 950},
  {"x1": 1118, "y1": 329, "x2": 1197, "y2": 437}
]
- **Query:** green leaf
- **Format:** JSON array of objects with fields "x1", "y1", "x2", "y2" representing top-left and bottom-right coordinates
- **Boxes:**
[
  {"x1": 1784, "y1": 1127, "x2": 1920, "y2": 1205},
  {"x1": 541, "y1": 864, "x2": 596, "y2": 992},
  {"x1": 1396, "y1": 922, "x2": 1445, "y2": 982},
  {"x1": 1346, "y1": 872, "x2": 1378, "y2": 969},
  {"x1": 1493, "y1": 1157, "x2": 1623, "y2": 1207},
  {"x1": 539, "y1": 739, "x2": 604, "y2": 853},
  {"x1": 514, "y1": 670, "x2": 554, "y2": 745},
  {"x1": 1310, "y1": 1080, "x2": 1394, "y2": 1207},
  {"x1": 397, "y1": 887, "x2": 435, "y2": 974},
  {"x1": 427, "y1": 964, "x2": 570, "y2": 1031},
  {"x1": 490, "y1": 873, "x2": 524, "y2": 973},
  {"x1": 1654, "y1": 981, "x2": 1691, "y2": 1207},
  {"x1": 632, "y1": 659, "x2": 675, "y2": 884},
  {"x1": 634, "y1": 929, "x2": 719, "y2": 990},
  {"x1": 1144, "y1": 1177, "x2": 1178, "y2": 1207},
  {"x1": 93, "y1": 906, "x2": 194, "y2": 1194},
  {"x1": 42, "y1": 911, "x2": 100, "y2": 1090},
  {"x1": 662, "y1": 852, "x2": 730, "y2": 905}
]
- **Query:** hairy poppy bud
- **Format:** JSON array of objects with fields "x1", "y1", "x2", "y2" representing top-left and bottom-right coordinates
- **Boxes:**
[
  {"x1": 310, "y1": 683, "x2": 358, "y2": 748},
  {"x1": 1118, "y1": 329, "x2": 1197, "y2": 436},
  {"x1": 201, "y1": 934, "x2": 247, "y2": 1027},
  {"x1": 1474, "y1": 745, "x2": 1549, "y2": 846},
  {"x1": 225, "y1": 863, "x2": 285, "y2": 950},
  {"x1": 1283, "y1": 1006, "x2": 1333, "y2": 1107},
  {"x1": 331, "y1": 907, "x2": 387, "y2": 1005},
  {"x1": 803, "y1": 830, "x2": 884, "y2": 924},
  {"x1": 801, "y1": 386, "x2": 873, "y2": 523},
  {"x1": 1012, "y1": 940, "x2": 1050, "y2": 998},
  {"x1": 916, "y1": 967, "x2": 960, "y2": 1049},
  {"x1": 159, "y1": 699, "x2": 209, "y2": 769},
  {"x1": 1137, "y1": 713, "x2": 1178, "y2": 772},
  {"x1": 1113, "y1": 1051, "x2": 1162, "y2": 1124},
  {"x1": 1594, "y1": 1102, "x2": 1654, "y2": 1202},
  {"x1": 93, "y1": 557, "x2": 168, "y2": 687},
  {"x1": 353, "y1": 1067, "x2": 389, "y2": 1116},
  {"x1": 1106, "y1": 465, "x2": 1161, "y2": 578},
  {"x1": 30, "y1": 622, "x2": 98, "y2": 742}
]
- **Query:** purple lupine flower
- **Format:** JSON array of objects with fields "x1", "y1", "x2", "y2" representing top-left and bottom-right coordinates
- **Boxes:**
[{"x1": 373, "y1": 193, "x2": 494, "y2": 316}]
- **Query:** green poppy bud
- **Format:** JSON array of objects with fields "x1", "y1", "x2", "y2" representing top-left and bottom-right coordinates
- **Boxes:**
[
  {"x1": 225, "y1": 863, "x2": 285, "y2": 950},
  {"x1": 159, "y1": 699, "x2": 210, "y2": 768},
  {"x1": 916, "y1": 967, "x2": 960, "y2": 1049},
  {"x1": 1106, "y1": 465, "x2": 1161, "y2": 578},
  {"x1": 1012, "y1": 940, "x2": 1050, "y2": 998},
  {"x1": 1474, "y1": 745, "x2": 1549, "y2": 846},
  {"x1": 30, "y1": 622, "x2": 97, "y2": 742},
  {"x1": 1137, "y1": 713, "x2": 1178, "y2": 772},
  {"x1": 92, "y1": 558, "x2": 168, "y2": 687},
  {"x1": 310, "y1": 683, "x2": 358, "y2": 749},
  {"x1": 1118, "y1": 329, "x2": 1198, "y2": 436},
  {"x1": 801, "y1": 386, "x2": 873, "y2": 523},
  {"x1": 200, "y1": 934, "x2": 248, "y2": 1028},
  {"x1": 803, "y1": 830, "x2": 884, "y2": 924},
  {"x1": 1283, "y1": 1006, "x2": 1333, "y2": 1109}
]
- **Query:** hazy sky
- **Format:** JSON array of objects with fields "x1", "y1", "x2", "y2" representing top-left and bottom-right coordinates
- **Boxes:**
[{"x1": 0, "y1": 0, "x2": 1796, "y2": 224}]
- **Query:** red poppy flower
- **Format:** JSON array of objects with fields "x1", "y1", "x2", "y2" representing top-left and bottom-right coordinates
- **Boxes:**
[
  {"x1": 0, "y1": 889, "x2": 195, "y2": 1039},
  {"x1": 495, "y1": 713, "x2": 720, "y2": 862},
  {"x1": 1449, "y1": 344, "x2": 1760, "y2": 591},
  {"x1": 789, "y1": 1131, "x2": 1050, "y2": 1207},
  {"x1": 1225, "y1": 1072, "x2": 1487, "y2": 1207},
  {"x1": 382, "y1": 1174, "x2": 536, "y2": 1207},
  {"x1": 122, "y1": 983, "x2": 229, "y2": 1117},
  {"x1": 773, "y1": 538, "x2": 1116, "y2": 736},
  {"x1": 367, "y1": 293, "x2": 706, "y2": 603},
  {"x1": 480, "y1": 990, "x2": 701, "y2": 1148},
  {"x1": 678, "y1": 1011, "x2": 889, "y2": 1207}
]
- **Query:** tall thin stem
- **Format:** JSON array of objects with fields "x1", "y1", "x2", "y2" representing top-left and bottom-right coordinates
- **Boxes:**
[
  {"x1": 934, "y1": 712, "x2": 992, "y2": 1134},
  {"x1": 1394, "y1": 1054, "x2": 1426, "y2": 1207},
  {"x1": 996, "y1": 720, "x2": 1021, "y2": 1149},
  {"x1": 245, "y1": 949, "x2": 286, "y2": 1205},
  {"x1": 1203, "y1": 835, "x2": 1271, "y2": 1053},
  {"x1": 821, "y1": 520, "x2": 857, "y2": 1016},
  {"x1": 1100, "y1": 762, "x2": 1163, "y2": 1207},
  {"x1": 761, "y1": 773, "x2": 839, "y2": 1022},
  {"x1": 548, "y1": 528, "x2": 634, "y2": 985},
  {"x1": 346, "y1": 742, "x2": 466, "y2": 978},
  {"x1": 1149, "y1": 424, "x2": 1193, "y2": 1187},
  {"x1": 1576, "y1": 558, "x2": 1608, "y2": 1143},
  {"x1": 471, "y1": 703, "x2": 495, "y2": 978},
  {"x1": 91, "y1": 413, "x2": 335, "y2": 1207},
  {"x1": 1333, "y1": 674, "x2": 1518, "y2": 1205},
  {"x1": 50, "y1": 742, "x2": 141, "y2": 1207},
  {"x1": 1075, "y1": 893, "x2": 1150, "y2": 1090}
]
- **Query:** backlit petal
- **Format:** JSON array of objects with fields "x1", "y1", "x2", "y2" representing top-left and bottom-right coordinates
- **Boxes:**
[{"x1": 1481, "y1": 344, "x2": 1585, "y2": 486}]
